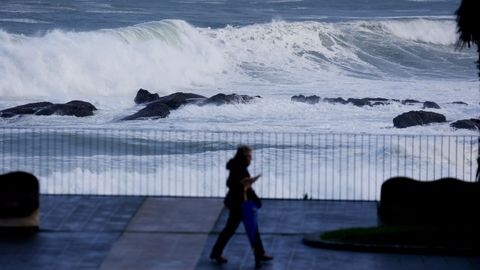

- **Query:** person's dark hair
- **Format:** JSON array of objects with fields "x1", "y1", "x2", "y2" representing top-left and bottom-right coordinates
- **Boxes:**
[{"x1": 233, "y1": 145, "x2": 252, "y2": 165}]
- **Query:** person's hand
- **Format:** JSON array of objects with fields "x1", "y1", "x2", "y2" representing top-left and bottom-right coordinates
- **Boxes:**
[
  {"x1": 252, "y1": 174, "x2": 262, "y2": 182},
  {"x1": 241, "y1": 174, "x2": 261, "y2": 185}
]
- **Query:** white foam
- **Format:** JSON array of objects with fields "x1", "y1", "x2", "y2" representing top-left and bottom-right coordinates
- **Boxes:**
[
  {"x1": 379, "y1": 19, "x2": 457, "y2": 45},
  {"x1": 0, "y1": 20, "x2": 227, "y2": 98},
  {"x1": 0, "y1": 18, "x2": 50, "y2": 24},
  {"x1": 0, "y1": 19, "x2": 477, "y2": 135}
]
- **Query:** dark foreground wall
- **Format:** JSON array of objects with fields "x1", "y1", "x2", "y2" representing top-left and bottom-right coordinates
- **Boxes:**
[
  {"x1": 0, "y1": 171, "x2": 39, "y2": 231},
  {"x1": 378, "y1": 177, "x2": 480, "y2": 226}
]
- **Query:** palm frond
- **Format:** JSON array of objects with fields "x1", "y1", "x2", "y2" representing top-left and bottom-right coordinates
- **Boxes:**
[{"x1": 455, "y1": 0, "x2": 480, "y2": 48}]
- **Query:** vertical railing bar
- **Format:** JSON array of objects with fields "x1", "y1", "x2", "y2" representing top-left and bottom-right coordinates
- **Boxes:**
[
  {"x1": 79, "y1": 129, "x2": 83, "y2": 195},
  {"x1": 434, "y1": 136, "x2": 436, "y2": 179},
  {"x1": 471, "y1": 136, "x2": 474, "y2": 181},
  {"x1": 455, "y1": 137, "x2": 458, "y2": 179},
  {"x1": 317, "y1": 134, "x2": 321, "y2": 199},
  {"x1": 304, "y1": 133, "x2": 307, "y2": 199},
  {"x1": 275, "y1": 132, "x2": 278, "y2": 198},
  {"x1": 403, "y1": 135, "x2": 407, "y2": 177},
  {"x1": 389, "y1": 135, "x2": 393, "y2": 180},
  {"x1": 419, "y1": 135, "x2": 422, "y2": 180},
  {"x1": 128, "y1": 130, "x2": 131, "y2": 196},
  {"x1": 94, "y1": 129, "x2": 97, "y2": 195},
  {"x1": 289, "y1": 132, "x2": 293, "y2": 199},
  {"x1": 425, "y1": 135, "x2": 431, "y2": 180},
  {"x1": 310, "y1": 134, "x2": 315, "y2": 199},
  {"x1": 361, "y1": 134, "x2": 364, "y2": 200},
  {"x1": 372, "y1": 135, "x2": 376, "y2": 200},
  {"x1": 463, "y1": 136, "x2": 466, "y2": 180},
  {"x1": 367, "y1": 134, "x2": 372, "y2": 200},
  {"x1": 324, "y1": 134, "x2": 327, "y2": 199},
  {"x1": 397, "y1": 135, "x2": 400, "y2": 177},
  {"x1": 346, "y1": 134, "x2": 350, "y2": 200},
  {"x1": 448, "y1": 135, "x2": 451, "y2": 177},
  {"x1": 57, "y1": 129, "x2": 61, "y2": 194},
  {"x1": 204, "y1": 131, "x2": 208, "y2": 197},
  {"x1": 411, "y1": 135, "x2": 414, "y2": 179},
  {"x1": 331, "y1": 134, "x2": 335, "y2": 200},
  {"x1": 219, "y1": 132, "x2": 223, "y2": 197},
  {"x1": 338, "y1": 134, "x2": 342, "y2": 199},
  {"x1": 32, "y1": 128, "x2": 38, "y2": 194},
  {"x1": 382, "y1": 135, "x2": 385, "y2": 190},
  {"x1": 104, "y1": 129, "x2": 107, "y2": 196},
  {"x1": 353, "y1": 134, "x2": 356, "y2": 200},
  {"x1": 441, "y1": 135, "x2": 444, "y2": 178}
]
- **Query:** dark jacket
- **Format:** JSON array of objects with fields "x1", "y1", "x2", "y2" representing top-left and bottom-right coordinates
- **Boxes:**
[{"x1": 224, "y1": 158, "x2": 262, "y2": 211}]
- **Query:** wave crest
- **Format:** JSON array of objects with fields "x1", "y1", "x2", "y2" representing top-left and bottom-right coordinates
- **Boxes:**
[
  {"x1": 0, "y1": 18, "x2": 472, "y2": 98},
  {"x1": 0, "y1": 20, "x2": 227, "y2": 97}
]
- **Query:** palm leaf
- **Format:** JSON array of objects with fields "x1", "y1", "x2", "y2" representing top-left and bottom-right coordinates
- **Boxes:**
[{"x1": 455, "y1": 0, "x2": 480, "y2": 48}]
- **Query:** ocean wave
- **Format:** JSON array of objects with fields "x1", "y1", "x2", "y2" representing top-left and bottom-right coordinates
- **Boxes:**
[
  {"x1": 0, "y1": 18, "x2": 50, "y2": 24},
  {"x1": 376, "y1": 19, "x2": 457, "y2": 45},
  {"x1": 0, "y1": 20, "x2": 227, "y2": 97},
  {"x1": 0, "y1": 19, "x2": 474, "y2": 98},
  {"x1": 85, "y1": 9, "x2": 151, "y2": 14}
]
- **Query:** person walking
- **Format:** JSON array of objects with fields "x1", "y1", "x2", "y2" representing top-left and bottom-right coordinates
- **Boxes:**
[{"x1": 210, "y1": 145, "x2": 273, "y2": 267}]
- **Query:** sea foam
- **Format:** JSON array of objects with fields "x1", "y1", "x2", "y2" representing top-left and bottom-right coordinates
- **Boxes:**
[
  {"x1": 0, "y1": 19, "x2": 473, "y2": 100},
  {"x1": 0, "y1": 20, "x2": 227, "y2": 98}
]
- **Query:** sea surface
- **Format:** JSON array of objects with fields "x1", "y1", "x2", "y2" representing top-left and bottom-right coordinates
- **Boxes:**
[
  {"x1": 0, "y1": 0, "x2": 478, "y2": 197},
  {"x1": 0, "y1": 0, "x2": 478, "y2": 133}
]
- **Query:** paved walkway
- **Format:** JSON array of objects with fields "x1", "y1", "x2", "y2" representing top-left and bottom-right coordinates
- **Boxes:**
[{"x1": 0, "y1": 196, "x2": 479, "y2": 270}]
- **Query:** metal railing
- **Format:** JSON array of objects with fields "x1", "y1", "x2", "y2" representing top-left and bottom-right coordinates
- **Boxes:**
[{"x1": 0, "y1": 128, "x2": 478, "y2": 200}]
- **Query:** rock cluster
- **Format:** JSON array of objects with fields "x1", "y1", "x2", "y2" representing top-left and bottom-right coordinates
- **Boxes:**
[
  {"x1": 0, "y1": 89, "x2": 475, "y2": 132},
  {"x1": 0, "y1": 101, "x2": 97, "y2": 118},
  {"x1": 392, "y1": 111, "x2": 446, "y2": 128},
  {"x1": 123, "y1": 89, "x2": 261, "y2": 120}
]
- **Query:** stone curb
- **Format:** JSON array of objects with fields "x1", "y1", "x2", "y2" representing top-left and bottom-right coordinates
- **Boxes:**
[{"x1": 302, "y1": 232, "x2": 480, "y2": 256}]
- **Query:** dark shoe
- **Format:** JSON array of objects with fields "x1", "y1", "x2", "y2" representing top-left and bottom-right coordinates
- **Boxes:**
[
  {"x1": 255, "y1": 254, "x2": 273, "y2": 268},
  {"x1": 258, "y1": 254, "x2": 273, "y2": 261},
  {"x1": 210, "y1": 254, "x2": 228, "y2": 264}
]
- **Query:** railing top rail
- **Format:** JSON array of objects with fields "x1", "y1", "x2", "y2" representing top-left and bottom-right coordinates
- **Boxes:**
[{"x1": 0, "y1": 126, "x2": 478, "y2": 138}]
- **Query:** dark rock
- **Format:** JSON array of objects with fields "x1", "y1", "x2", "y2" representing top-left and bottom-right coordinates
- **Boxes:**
[
  {"x1": 422, "y1": 101, "x2": 440, "y2": 109},
  {"x1": 35, "y1": 100, "x2": 97, "y2": 117},
  {"x1": 401, "y1": 99, "x2": 421, "y2": 105},
  {"x1": 66, "y1": 100, "x2": 97, "y2": 112},
  {"x1": 393, "y1": 110, "x2": 446, "y2": 128},
  {"x1": 123, "y1": 92, "x2": 206, "y2": 121},
  {"x1": 156, "y1": 92, "x2": 206, "y2": 109},
  {"x1": 122, "y1": 102, "x2": 171, "y2": 120},
  {"x1": 291, "y1": 95, "x2": 307, "y2": 103},
  {"x1": 451, "y1": 119, "x2": 480, "y2": 130},
  {"x1": 323, "y1": 97, "x2": 348, "y2": 105},
  {"x1": 346, "y1": 97, "x2": 393, "y2": 107},
  {"x1": 0, "y1": 102, "x2": 52, "y2": 118},
  {"x1": 1, "y1": 101, "x2": 96, "y2": 118},
  {"x1": 451, "y1": 101, "x2": 468, "y2": 105},
  {"x1": 134, "y1": 88, "x2": 160, "y2": 104},
  {"x1": 0, "y1": 171, "x2": 39, "y2": 219},
  {"x1": 291, "y1": 95, "x2": 320, "y2": 104},
  {"x1": 347, "y1": 98, "x2": 371, "y2": 107},
  {"x1": 321, "y1": 97, "x2": 391, "y2": 106},
  {"x1": 202, "y1": 93, "x2": 259, "y2": 106},
  {"x1": 378, "y1": 177, "x2": 480, "y2": 226},
  {"x1": 366, "y1": 97, "x2": 389, "y2": 102}
]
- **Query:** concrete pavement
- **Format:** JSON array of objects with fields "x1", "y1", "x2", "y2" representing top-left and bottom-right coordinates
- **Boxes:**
[{"x1": 0, "y1": 196, "x2": 479, "y2": 270}]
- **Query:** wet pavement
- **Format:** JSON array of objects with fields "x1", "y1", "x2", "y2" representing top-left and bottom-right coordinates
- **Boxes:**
[{"x1": 0, "y1": 196, "x2": 479, "y2": 270}]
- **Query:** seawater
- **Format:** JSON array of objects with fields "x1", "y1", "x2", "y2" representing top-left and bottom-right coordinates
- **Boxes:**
[{"x1": 0, "y1": 0, "x2": 478, "y2": 197}]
